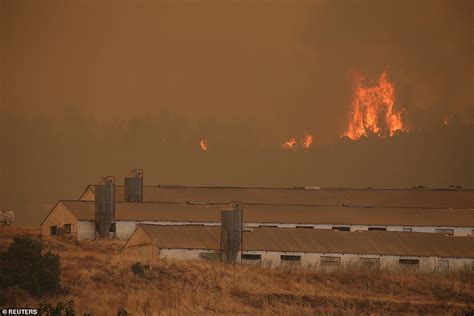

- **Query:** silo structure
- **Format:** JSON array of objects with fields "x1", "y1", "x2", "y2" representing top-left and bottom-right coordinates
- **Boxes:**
[
  {"x1": 95, "y1": 177, "x2": 115, "y2": 238},
  {"x1": 232, "y1": 201, "x2": 244, "y2": 264},
  {"x1": 221, "y1": 208, "x2": 242, "y2": 264},
  {"x1": 124, "y1": 169, "x2": 144, "y2": 202}
]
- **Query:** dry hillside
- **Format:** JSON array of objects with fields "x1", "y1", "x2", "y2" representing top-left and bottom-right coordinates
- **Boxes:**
[{"x1": 1, "y1": 226, "x2": 473, "y2": 315}]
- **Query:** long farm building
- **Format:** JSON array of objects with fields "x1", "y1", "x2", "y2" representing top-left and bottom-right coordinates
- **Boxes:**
[
  {"x1": 41, "y1": 200, "x2": 474, "y2": 241},
  {"x1": 40, "y1": 179, "x2": 474, "y2": 272},
  {"x1": 122, "y1": 224, "x2": 474, "y2": 272}
]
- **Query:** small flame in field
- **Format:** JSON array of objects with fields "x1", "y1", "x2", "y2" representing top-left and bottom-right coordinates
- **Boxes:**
[
  {"x1": 282, "y1": 134, "x2": 313, "y2": 150},
  {"x1": 443, "y1": 114, "x2": 452, "y2": 126},
  {"x1": 200, "y1": 140, "x2": 207, "y2": 151},
  {"x1": 282, "y1": 138, "x2": 297, "y2": 150},
  {"x1": 301, "y1": 134, "x2": 313, "y2": 149},
  {"x1": 343, "y1": 70, "x2": 406, "y2": 140}
]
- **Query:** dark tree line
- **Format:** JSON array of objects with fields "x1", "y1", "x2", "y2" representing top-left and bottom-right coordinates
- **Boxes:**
[{"x1": 0, "y1": 110, "x2": 472, "y2": 225}]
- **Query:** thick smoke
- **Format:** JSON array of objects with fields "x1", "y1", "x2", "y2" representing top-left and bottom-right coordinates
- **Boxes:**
[{"x1": 0, "y1": 0, "x2": 472, "y2": 225}]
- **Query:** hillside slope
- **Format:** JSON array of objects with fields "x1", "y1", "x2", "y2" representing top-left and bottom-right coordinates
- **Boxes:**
[{"x1": 1, "y1": 227, "x2": 473, "y2": 315}]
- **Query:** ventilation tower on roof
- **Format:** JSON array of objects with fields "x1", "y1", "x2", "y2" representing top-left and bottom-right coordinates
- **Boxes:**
[{"x1": 124, "y1": 169, "x2": 144, "y2": 202}]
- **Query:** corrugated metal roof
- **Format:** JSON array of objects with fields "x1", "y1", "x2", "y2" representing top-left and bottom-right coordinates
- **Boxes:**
[
  {"x1": 138, "y1": 224, "x2": 474, "y2": 258},
  {"x1": 141, "y1": 224, "x2": 220, "y2": 250},
  {"x1": 59, "y1": 200, "x2": 474, "y2": 226},
  {"x1": 81, "y1": 185, "x2": 474, "y2": 209}
]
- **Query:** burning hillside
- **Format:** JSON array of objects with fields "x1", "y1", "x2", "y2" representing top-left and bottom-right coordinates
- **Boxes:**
[{"x1": 343, "y1": 71, "x2": 407, "y2": 140}]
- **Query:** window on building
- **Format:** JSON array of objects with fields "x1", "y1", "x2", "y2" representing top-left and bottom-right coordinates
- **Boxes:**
[
  {"x1": 399, "y1": 258, "x2": 419, "y2": 269},
  {"x1": 435, "y1": 228, "x2": 454, "y2": 236},
  {"x1": 241, "y1": 254, "x2": 262, "y2": 265},
  {"x1": 368, "y1": 227, "x2": 387, "y2": 231},
  {"x1": 281, "y1": 255, "x2": 301, "y2": 265},
  {"x1": 320, "y1": 256, "x2": 341, "y2": 266},
  {"x1": 109, "y1": 223, "x2": 116, "y2": 233},
  {"x1": 199, "y1": 252, "x2": 220, "y2": 262},
  {"x1": 438, "y1": 260, "x2": 449, "y2": 272},
  {"x1": 259, "y1": 225, "x2": 278, "y2": 228},
  {"x1": 242, "y1": 254, "x2": 262, "y2": 261},
  {"x1": 64, "y1": 224, "x2": 71, "y2": 234},
  {"x1": 296, "y1": 225, "x2": 314, "y2": 229},
  {"x1": 402, "y1": 227, "x2": 413, "y2": 232},
  {"x1": 50, "y1": 226, "x2": 57, "y2": 236},
  {"x1": 360, "y1": 257, "x2": 380, "y2": 268},
  {"x1": 332, "y1": 226, "x2": 350, "y2": 232}
]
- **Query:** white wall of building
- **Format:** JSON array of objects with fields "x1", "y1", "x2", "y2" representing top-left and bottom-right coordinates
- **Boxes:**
[
  {"x1": 156, "y1": 248, "x2": 474, "y2": 272},
  {"x1": 78, "y1": 220, "x2": 474, "y2": 241},
  {"x1": 160, "y1": 248, "x2": 218, "y2": 260},
  {"x1": 116, "y1": 221, "x2": 138, "y2": 240},
  {"x1": 247, "y1": 223, "x2": 473, "y2": 236},
  {"x1": 246, "y1": 251, "x2": 473, "y2": 271},
  {"x1": 77, "y1": 221, "x2": 96, "y2": 241}
]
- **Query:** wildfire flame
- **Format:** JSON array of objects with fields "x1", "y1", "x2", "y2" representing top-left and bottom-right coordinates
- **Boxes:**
[
  {"x1": 343, "y1": 70, "x2": 406, "y2": 140},
  {"x1": 282, "y1": 134, "x2": 313, "y2": 150},
  {"x1": 301, "y1": 134, "x2": 313, "y2": 149},
  {"x1": 282, "y1": 138, "x2": 297, "y2": 150},
  {"x1": 199, "y1": 140, "x2": 207, "y2": 151},
  {"x1": 443, "y1": 114, "x2": 452, "y2": 126}
]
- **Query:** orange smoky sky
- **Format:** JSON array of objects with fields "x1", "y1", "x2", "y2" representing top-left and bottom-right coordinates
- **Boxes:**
[
  {"x1": 1, "y1": 0, "x2": 472, "y2": 143},
  {"x1": 0, "y1": 0, "x2": 473, "y2": 225}
]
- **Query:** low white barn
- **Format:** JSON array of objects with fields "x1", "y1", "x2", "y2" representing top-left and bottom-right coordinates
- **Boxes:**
[
  {"x1": 122, "y1": 224, "x2": 474, "y2": 272},
  {"x1": 40, "y1": 200, "x2": 474, "y2": 241}
]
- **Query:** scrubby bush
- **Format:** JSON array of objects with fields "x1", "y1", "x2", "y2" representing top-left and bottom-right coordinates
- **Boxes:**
[
  {"x1": 131, "y1": 262, "x2": 145, "y2": 276},
  {"x1": 0, "y1": 285, "x2": 31, "y2": 306},
  {"x1": 38, "y1": 300, "x2": 75, "y2": 316},
  {"x1": 0, "y1": 237, "x2": 61, "y2": 297}
]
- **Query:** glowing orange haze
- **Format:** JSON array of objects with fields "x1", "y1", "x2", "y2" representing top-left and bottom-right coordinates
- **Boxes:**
[
  {"x1": 200, "y1": 140, "x2": 207, "y2": 151},
  {"x1": 343, "y1": 71, "x2": 406, "y2": 140}
]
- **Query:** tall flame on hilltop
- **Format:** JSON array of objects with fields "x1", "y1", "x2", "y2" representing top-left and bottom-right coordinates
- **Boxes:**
[
  {"x1": 282, "y1": 138, "x2": 297, "y2": 150},
  {"x1": 301, "y1": 134, "x2": 313, "y2": 149},
  {"x1": 199, "y1": 140, "x2": 207, "y2": 151},
  {"x1": 343, "y1": 70, "x2": 406, "y2": 140}
]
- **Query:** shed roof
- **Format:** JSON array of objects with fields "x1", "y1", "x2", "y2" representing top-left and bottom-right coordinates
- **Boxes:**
[
  {"x1": 138, "y1": 224, "x2": 474, "y2": 258},
  {"x1": 58, "y1": 200, "x2": 474, "y2": 227},
  {"x1": 79, "y1": 185, "x2": 474, "y2": 209}
]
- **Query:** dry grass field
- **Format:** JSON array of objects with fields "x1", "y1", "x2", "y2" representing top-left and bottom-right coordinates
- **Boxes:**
[{"x1": 1, "y1": 226, "x2": 473, "y2": 315}]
